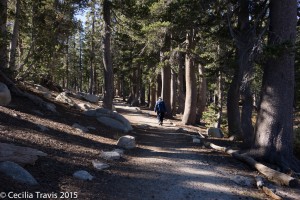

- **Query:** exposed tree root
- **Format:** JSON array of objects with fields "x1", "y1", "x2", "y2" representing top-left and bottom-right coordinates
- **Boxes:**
[{"x1": 204, "y1": 142, "x2": 298, "y2": 187}]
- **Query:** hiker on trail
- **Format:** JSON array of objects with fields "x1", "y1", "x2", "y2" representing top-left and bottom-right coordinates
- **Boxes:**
[{"x1": 154, "y1": 97, "x2": 166, "y2": 126}]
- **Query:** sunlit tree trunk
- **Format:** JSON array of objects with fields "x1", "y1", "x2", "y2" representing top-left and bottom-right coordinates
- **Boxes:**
[
  {"x1": 251, "y1": 0, "x2": 299, "y2": 172},
  {"x1": 182, "y1": 30, "x2": 197, "y2": 125},
  {"x1": 215, "y1": 71, "x2": 223, "y2": 128},
  {"x1": 196, "y1": 63, "x2": 207, "y2": 124}
]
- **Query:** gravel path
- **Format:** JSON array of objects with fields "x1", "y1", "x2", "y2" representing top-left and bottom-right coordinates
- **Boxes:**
[{"x1": 112, "y1": 106, "x2": 266, "y2": 200}]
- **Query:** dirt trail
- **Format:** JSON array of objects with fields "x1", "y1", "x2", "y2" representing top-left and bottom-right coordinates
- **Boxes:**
[
  {"x1": 1, "y1": 97, "x2": 299, "y2": 200},
  {"x1": 108, "y1": 105, "x2": 266, "y2": 200}
]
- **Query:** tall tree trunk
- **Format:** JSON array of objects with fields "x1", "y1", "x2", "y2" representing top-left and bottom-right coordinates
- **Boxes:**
[
  {"x1": 227, "y1": 0, "x2": 255, "y2": 140},
  {"x1": 177, "y1": 51, "x2": 185, "y2": 114},
  {"x1": 149, "y1": 77, "x2": 156, "y2": 110},
  {"x1": 9, "y1": 0, "x2": 20, "y2": 71},
  {"x1": 0, "y1": 0, "x2": 8, "y2": 69},
  {"x1": 182, "y1": 30, "x2": 197, "y2": 125},
  {"x1": 156, "y1": 73, "x2": 162, "y2": 101},
  {"x1": 251, "y1": 0, "x2": 299, "y2": 172},
  {"x1": 227, "y1": 67, "x2": 242, "y2": 137},
  {"x1": 65, "y1": 37, "x2": 69, "y2": 89},
  {"x1": 79, "y1": 31, "x2": 83, "y2": 92},
  {"x1": 161, "y1": 55, "x2": 172, "y2": 117},
  {"x1": 102, "y1": 0, "x2": 114, "y2": 110},
  {"x1": 115, "y1": 76, "x2": 121, "y2": 97},
  {"x1": 170, "y1": 68, "x2": 177, "y2": 116},
  {"x1": 161, "y1": 34, "x2": 172, "y2": 118},
  {"x1": 216, "y1": 71, "x2": 223, "y2": 128},
  {"x1": 196, "y1": 63, "x2": 207, "y2": 123},
  {"x1": 89, "y1": 10, "x2": 95, "y2": 94}
]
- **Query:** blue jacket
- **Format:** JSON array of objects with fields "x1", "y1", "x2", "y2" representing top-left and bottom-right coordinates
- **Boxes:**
[{"x1": 154, "y1": 99, "x2": 166, "y2": 113}]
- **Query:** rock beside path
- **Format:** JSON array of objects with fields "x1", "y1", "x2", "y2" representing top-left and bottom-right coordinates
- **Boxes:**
[
  {"x1": 0, "y1": 161, "x2": 38, "y2": 185},
  {"x1": 84, "y1": 108, "x2": 133, "y2": 133},
  {"x1": 92, "y1": 160, "x2": 110, "y2": 170},
  {"x1": 0, "y1": 82, "x2": 11, "y2": 106},
  {"x1": 207, "y1": 127, "x2": 224, "y2": 138},
  {"x1": 0, "y1": 142, "x2": 47, "y2": 165},
  {"x1": 100, "y1": 151, "x2": 121, "y2": 160},
  {"x1": 55, "y1": 92, "x2": 75, "y2": 106},
  {"x1": 73, "y1": 170, "x2": 93, "y2": 181},
  {"x1": 117, "y1": 135, "x2": 136, "y2": 149}
]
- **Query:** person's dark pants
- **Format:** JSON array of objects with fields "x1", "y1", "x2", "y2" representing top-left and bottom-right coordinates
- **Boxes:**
[{"x1": 157, "y1": 112, "x2": 165, "y2": 124}]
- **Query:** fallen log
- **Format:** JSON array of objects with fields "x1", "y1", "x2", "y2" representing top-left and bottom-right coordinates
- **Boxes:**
[
  {"x1": 205, "y1": 142, "x2": 298, "y2": 187},
  {"x1": 0, "y1": 142, "x2": 47, "y2": 166}
]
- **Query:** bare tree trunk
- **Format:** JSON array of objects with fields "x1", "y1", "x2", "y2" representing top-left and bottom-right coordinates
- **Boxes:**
[
  {"x1": 251, "y1": 0, "x2": 300, "y2": 172},
  {"x1": 79, "y1": 32, "x2": 83, "y2": 92},
  {"x1": 0, "y1": 0, "x2": 8, "y2": 69},
  {"x1": 89, "y1": 10, "x2": 95, "y2": 94},
  {"x1": 102, "y1": 0, "x2": 114, "y2": 110},
  {"x1": 161, "y1": 33, "x2": 172, "y2": 118},
  {"x1": 227, "y1": 0, "x2": 255, "y2": 140},
  {"x1": 196, "y1": 63, "x2": 207, "y2": 123},
  {"x1": 177, "y1": 51, "x2": 185, "y2": 114},
  {"x1": 182, "y1": 30, "x2": 197, "y2": 125},
  {"x1": 161, "y1": 55, "x2": 172, "y2": 117},
  {"x1": 216, "y1": 71, "x2": 223, "y2": 128},
  {"x1": 156, "y1": 73, "x2": 162, "y2": 100},
  {"x1": 149, "y1": 78, "x2": 156, "y2": 110},
  {"x1": 170, "y1": 68, "x2": 177, "y2": 116},
  {"x1": 65, "y1": 37, "x2": 69, "y2": 89},
  {"x1": 115, "y1": 76, "x2": 121, "y2": 97},
  {"x1": 9, "y1": 0, "x2": 20, "y2": 71}
]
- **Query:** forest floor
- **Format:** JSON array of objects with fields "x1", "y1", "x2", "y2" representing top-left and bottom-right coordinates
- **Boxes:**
[{"x1": 0, "y1": 86, "x2": 300, "y2": 200}]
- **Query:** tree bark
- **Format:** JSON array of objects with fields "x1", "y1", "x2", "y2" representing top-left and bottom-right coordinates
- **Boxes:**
[
  {"x1": 170, "y1": 68, "x2": 177, "y2": 116},
  {"x1": 227, "y1": 0, "x2": 255, "y2": 142},
  {"x1": 89, "y1": 8, "x2": 95, "y2": 94},
  {"x1": 160, "y1": 34, "x2": 172, "y2": 118},
  {"x1": 215, "y1": 71, "x2": 223, "y2": 128},
  {"x1": 149, "y1": 78, "x2": 156, "y2": 109},
  {"x1": 177, "y1": 51, "x2": 185, "y2": 114},
  {"x1": 196, "y1": 63, "x2": 206, "y2": 123},
  {"x1": 9, "y1": 0, "x2": 20, "y2": 71},
  {"x1": 252, "y1": 0, "x2": 299, "y2": 172},
  {"x1": 161, "y1": 56, "x2": 172, "y2": 117},
  {"x1": 0, "y1": 0, "x2": 8, "y2": 69},
  {"x1": 102, "y1": 0, "x2": 114, "y2": 110},
  {"x1": 156, "y1": 73, "x2": 162, "y2": 100},
  {"x1": 182, "y1": 30, "x2": 197, "y2": 125}
]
